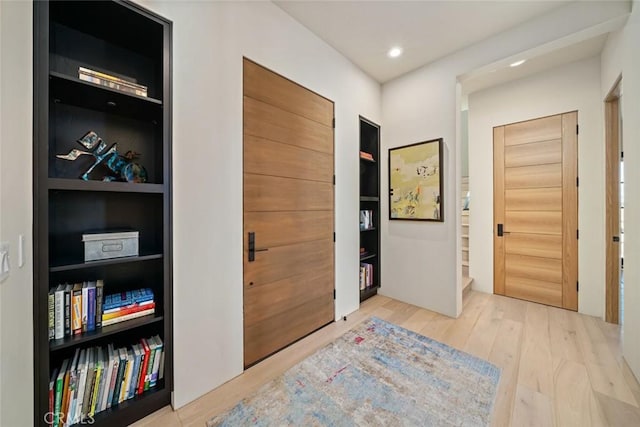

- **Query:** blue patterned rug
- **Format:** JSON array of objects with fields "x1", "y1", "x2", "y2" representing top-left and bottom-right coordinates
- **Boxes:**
[{"x1": 208, "y1": 317, "x2": 500, "y2": 426}]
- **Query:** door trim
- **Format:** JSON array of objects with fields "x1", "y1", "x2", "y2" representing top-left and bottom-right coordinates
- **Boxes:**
[{"x1": 605, "y1": 76, "x2": 622, "y2": 324}]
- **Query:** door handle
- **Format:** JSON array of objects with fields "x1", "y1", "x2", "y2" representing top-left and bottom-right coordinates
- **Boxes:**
[
  {"x1": 613, "y1": 236, "x2": 620, "y2": 242},
  {"x1": 248, "y1": 232, "x2": 269, "y2": 262},
  {"x1": 497, "y1": 224, "x2": 511, "y2": 237}
]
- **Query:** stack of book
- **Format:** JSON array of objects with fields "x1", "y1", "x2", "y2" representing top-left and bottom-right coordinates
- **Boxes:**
[
  {"x1": 102, "y1": 289, "x2": 155, "y2": 327},
  {"x1": 78, "y1": 67, "x2": 148, "y2": 97},
  {"x1": 49, "y1": 281, "x2": 105, "y2": 341},
  {"x1": 48, "y1": 284, "x2": 155, "y2": 341},
  {"x1": 49, "y1": 336, "x2": 164, "y2": 427},
  {"x1": 360, "y1": 263, "x2": 373, "y2": 290},
  {"x1": 359, "y1": 151, "x2": 374, "y2": 161}
]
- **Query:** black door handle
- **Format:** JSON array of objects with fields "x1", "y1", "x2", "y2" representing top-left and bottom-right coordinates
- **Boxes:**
[
  {"x1": 248, "y1": 232, "x2": 269, "y2": 262},
  {"x1": 497, "y1": 224, "x2": 511, "y2": 237},
  {"x1": 613, "y1": 236, "x2": 620, "y2": 242}
]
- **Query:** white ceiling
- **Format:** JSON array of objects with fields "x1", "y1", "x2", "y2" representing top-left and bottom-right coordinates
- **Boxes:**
[
  {"x1": 461, "y1": 33, "x2": 608, "y2": 96},
  {"x1": 274, "y1": 0, "x2": 572, "y2": 83}
]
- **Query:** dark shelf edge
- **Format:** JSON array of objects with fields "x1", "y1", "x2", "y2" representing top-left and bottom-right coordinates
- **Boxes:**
[
  {"x1": 359, "y1": 254, "x2": 377, "y2": 261},
  {"x1": 360, "y1": 196, "x2": 379, "y2": 202},
  {"x1": 48, "y1": 178, "x2": 164, "y2": 193},
  {"x1": 50, "y1": 71, "x2": 163, "y2": 105},
  {"x1": 360, "y1": 227, "x2": 377, "y2": 232},
  {"x1": 360, "y1": 285, "x2": 379, "y2": 302},
  {"x1": 50, "y1": 253, "x2": 164, "y2": 272},
  {"x1": 50, "y1": 314, "x2": 164, "y2": 351}
]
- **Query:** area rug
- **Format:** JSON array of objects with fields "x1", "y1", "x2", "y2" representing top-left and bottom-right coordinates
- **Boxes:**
[{"x1": 208, "y1": 316, "x2": 500, "y2": 426}]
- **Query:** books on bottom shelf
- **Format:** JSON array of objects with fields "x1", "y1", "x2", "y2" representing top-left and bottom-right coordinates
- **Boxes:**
[
  {"x1": 49, "y1": 335, "x2": 165, "y2": 426},
  {"x1": 360, "y1": 262, "x2": 373, "y2": 290}
]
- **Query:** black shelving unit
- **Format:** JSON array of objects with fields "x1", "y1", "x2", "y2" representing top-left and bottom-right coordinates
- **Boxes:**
[
  {"x1": 33, "y1": 1, "x2": 172, "y2": 426},
  {"x1": 359, "y1": 117, "x2": 381, "y2": 302}
]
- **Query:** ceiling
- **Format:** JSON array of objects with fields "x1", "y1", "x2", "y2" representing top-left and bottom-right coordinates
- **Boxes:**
[
  {"x1": 274, "y1": 0, "x2": 572, "y2": 83},
  {"x1": 461, "y1": 33, "x2": 608, "y2": 96}
]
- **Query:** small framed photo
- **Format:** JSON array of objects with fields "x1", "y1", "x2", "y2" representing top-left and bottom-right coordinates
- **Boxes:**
[{"x1": 389, "y1": 138, "x2": 444, "y2": 221}]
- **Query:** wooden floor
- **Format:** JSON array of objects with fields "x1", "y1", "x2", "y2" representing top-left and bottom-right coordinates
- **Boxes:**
[{"x1": 133, "y1": 291, "x2": 640, "y2": 426}]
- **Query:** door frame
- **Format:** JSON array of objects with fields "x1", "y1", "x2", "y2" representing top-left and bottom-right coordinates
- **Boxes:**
[{"x1": 605, "y1": 76, "x2": 622, "y2": 324}]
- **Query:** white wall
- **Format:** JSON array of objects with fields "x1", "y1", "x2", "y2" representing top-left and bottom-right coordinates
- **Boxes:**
[
  {"x1": 0, "y1": 1, "x2": 33, "y2": 426},
  {"x1": 140, "y1": 0, "x2": 381, "y2": 408},
  {"x1": 380, "y1": 1, "x2": 629, "y2": 318},
  {"x1": 468, "y1": 57, "x2": 604, "y2": 317},
  {"x1": 601, "y1": 0, "x2": 640, "y2": 381}
]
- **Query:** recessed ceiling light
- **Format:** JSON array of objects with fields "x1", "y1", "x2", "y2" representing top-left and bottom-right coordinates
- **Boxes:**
[
  {"x1": 388, "y1": 47, "x2": 403, "y2": 58},
  {"x1": 510, "y1": 59, "x2": 526, "y2": 67}
]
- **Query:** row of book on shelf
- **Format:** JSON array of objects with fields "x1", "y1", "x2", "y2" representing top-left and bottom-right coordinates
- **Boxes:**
[
  {"x1": 360, "y1": 209, "x2": 374, "y2": 230},
  {"x1": 78, "y1": 67, "x2": 148, "y2": 97},
  {"x1": 49, "y1": 282, "x2": 155, "y2": 341},
  {"x1": 359, "y1": 151, "x2": 374, "y2": 161},
  {"x1": 49, "y1": 335, "x2": 164, "y2": 427},
  {"x1": 360, "y1": 262, "x2": 374, "y2": 290}
]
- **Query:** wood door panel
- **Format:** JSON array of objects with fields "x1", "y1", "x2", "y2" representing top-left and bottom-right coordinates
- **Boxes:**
[
  {"x1": 244, "y1": 268, "x2": 333, "y2": 325},
  {"x1": 505, "y1": 188, "x2": 562, "y2": 211},
  {"x1": 495, "y1": 112, "x2": 577, "y2": 310},
  {"x1": 505, "y1": 140, "x2": 561, "y2": 168},
  {"x1": 505, "y1": 164, "x2": 562, "y2": 189},
  {"x1": 494, "y1": 126, "x2": 506, "y2": 295},
  {"x1": 244, "y1": 293, "x2": 334, "y2": 366},
  {"x1": 244, "y1": 60, "x2": 333, "y2": 127},
  {"x1": 506, "y1": 211, "x2": 562, "y2": 235},
  {"x1": 506, "y1": 233, "x2": 562, "y2": 259},
  {"x1": 505, "y1": 277, "x2": 562, "y2": 307},
  {"x1": 506, "y1": 254, "x2": 562, "y2": 284},
  {"x1": 561, "y1": 112, "x2": 579, "y2": 311},
  {"x1": 504, "y1": 115, "x2": 562, "y2": 146},
  {"x1": 245, "y1": 211, "x2": 333, "y2": 249},
  {"x1": 244, "y1": 96, "x2": 333, "y2": 155},
  {"x1": 244, "y1": 239, "x2": 333, "y2": 287},
  {"x1": 244, "y1": 135, "x2": 333, "y2": 183},
  {"x1": 243, "y1": 58, "x2": 334, "y2": 367},
  {"x1": 244, "y1": 173, "x2": 333, "y2": 212}
]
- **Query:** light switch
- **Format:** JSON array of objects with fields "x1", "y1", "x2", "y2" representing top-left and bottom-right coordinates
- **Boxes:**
[{"x1": 0, "y1": 241, "x2": 9, "y2": 283}]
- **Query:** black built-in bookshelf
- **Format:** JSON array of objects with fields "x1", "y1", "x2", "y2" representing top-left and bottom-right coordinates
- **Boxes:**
[
  {"x1": 33, "y1": 2, "x2": 172, "y2": 426},
  {"x1": 359, "y1": 117, "x2": 381, "y2": 302}
]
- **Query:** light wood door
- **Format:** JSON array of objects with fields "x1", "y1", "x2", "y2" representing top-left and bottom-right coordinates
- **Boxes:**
[
  {"x1": 243, "y1": 59, "x2": 335, "y2": 367},
  {"x1": 494, "y1": 112, "x2": 578, "y2": 310}
]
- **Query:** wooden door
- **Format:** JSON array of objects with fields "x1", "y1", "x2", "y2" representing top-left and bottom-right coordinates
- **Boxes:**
[
  {"x1": 243, "y1": 59, "x2": 335, "y2": 367},
  {"x1": 494, "y1": 112, "x2": 578, "y2": 310}
]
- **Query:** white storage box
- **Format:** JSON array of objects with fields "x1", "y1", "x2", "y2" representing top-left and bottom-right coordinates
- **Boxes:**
[{"x1": 82, "y1": 231, "x2": 139, "y2": 262}]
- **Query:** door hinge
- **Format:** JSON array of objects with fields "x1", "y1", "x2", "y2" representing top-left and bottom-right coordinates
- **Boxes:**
[
  {"x1": 576, "y1": 124, "x2": 579, "y2": 134},
  {"x1": 621, "y1": 151, "x2": 624, "y2": 160},
  {"x1": 333, "y1": 175, "x2": 335, "y2": 185},
  {"x1": 577, "y1": 229, "x2": 579, "y2": 239},
  {"x1": 577, "y1": 281, "x2": 579, "y2": 292},
  {"x1": 576, "y1": 177, "x2": 579, "y2": 187},
  {"x1": 332, "y1": 118, "x2": 335, "y2": 129},
  {"x1": 333, "y1": 232, "x2": 336, "y2": 242},
  {"x1": 333, "y1": 289, "x2": 336, "y2": 299}
]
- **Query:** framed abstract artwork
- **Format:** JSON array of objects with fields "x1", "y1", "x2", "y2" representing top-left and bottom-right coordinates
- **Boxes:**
[{"x1": 389, "y1": 138, "x2": 444, "y2": 221}]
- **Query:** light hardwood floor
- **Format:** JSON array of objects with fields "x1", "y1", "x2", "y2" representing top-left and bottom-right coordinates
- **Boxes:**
[{"x1": 133, "y1": 291, "x2": 640, "y2": 426}]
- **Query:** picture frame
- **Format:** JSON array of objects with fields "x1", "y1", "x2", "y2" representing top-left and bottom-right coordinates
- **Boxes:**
[{"x1": 389, "y1": 138, "x2": 444, "y2": 221}]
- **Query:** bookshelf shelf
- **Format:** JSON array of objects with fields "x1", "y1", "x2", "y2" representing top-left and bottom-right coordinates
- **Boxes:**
[
  {"x1": 360, "y1": 253, "x2": 377, "y2": 262},
  {"x1": 34, "y1": 2, "x2": 172, "y2": 425},
  {"x1": 48, "y1": 178, "x2": 164, "y2": 194},
  {"x1": 50, "y1": 315, "x2": 164, "y2": 352},
  {"x1": 50, "y1": 254, "x2": 164, "y2": 273},
  {"x1": 50, "y1": 71, "x2": 162, "y2": 121},
  {"x1": 359, "y1": 117, "x2": 381, "y2": 301}
]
